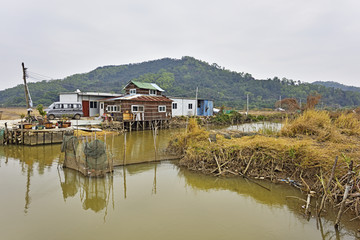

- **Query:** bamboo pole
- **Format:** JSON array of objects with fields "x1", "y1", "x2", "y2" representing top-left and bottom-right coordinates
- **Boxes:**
[
  {"x1": 335, "y1": 160, "x2": 353, "y2": 229},
  {"x1": 123, "y1": 132, "x2": 126, "y2": 165},
  {"x1": 318, "y1": 156, "x2": 338, "y2": 217}
]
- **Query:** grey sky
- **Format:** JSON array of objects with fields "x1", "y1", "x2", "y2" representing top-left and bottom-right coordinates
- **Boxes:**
[{"x1": 1, "y1": 0, "x2": 359, "y2": 91}]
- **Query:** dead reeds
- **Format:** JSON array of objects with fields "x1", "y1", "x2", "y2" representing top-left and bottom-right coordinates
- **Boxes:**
[{"x1": 169, "y1": 110, "x2": 360, "y2": 226}]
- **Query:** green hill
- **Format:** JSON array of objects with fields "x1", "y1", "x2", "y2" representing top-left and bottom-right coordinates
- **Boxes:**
[
  {"x1": 1, "y1": 56, "x2": 360, "y2": 109},
  {"x1": 312, "y1": 81, "x2": 360, "y2": 93}
]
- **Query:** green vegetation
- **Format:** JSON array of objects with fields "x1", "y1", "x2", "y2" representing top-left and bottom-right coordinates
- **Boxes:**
[
  {"x1": 1, "y1": 57, "x2": 360, "y2": 108},
  {"x1": 312, "y1": 81, "x2": 360, "y2": 93},
  {"x1": 36, "y1": 104, "x2": 47, "y2": 118}
]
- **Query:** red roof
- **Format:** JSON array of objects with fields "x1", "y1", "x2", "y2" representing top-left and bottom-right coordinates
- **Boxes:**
[
  {"x1": 122, "y1": 95, "x2": 172, "y2": 102},
  {"x1": 102, "y1": 94, "x2": 172, "y2": 102}
]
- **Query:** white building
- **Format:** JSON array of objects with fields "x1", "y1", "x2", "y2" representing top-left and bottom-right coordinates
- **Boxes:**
[
  {"x1": 170, "y1": 97, "x2": 197, "y2": 116},
  {"x1": 59, "y1": 90, "x2": 120, "y2": 117}
]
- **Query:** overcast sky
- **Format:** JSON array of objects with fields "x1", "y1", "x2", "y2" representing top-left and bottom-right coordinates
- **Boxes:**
[{"x1": 1, "y1": 0, "x2": 359, "y2": 91}]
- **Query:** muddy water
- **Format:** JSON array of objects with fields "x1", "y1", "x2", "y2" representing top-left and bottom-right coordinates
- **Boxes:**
[{"x1": 0, "y1": 129, "x2": 359, "y2": 240}]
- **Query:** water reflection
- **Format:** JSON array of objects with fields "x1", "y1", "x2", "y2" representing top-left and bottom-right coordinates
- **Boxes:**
[
  {"x1": 0, "y1": 144, "x2": 60, "y2": 214},
  {"x1": 177, "y1": 166, "x2": 358, "y2": 240},
  {"x1": 178, "y1": 166, "x2": 302, "y2": 207},
  {"x1": 0, "y1": 144, "x2": 60, "y2": 172},
  {"x1": 0, "y1": 126, "x2": 359, "y2": 239},
  {"x1": 59, "y1": 168, "x2": 114, "y2": 214},
  {"x1": 107, "y1": 129, "x2": 181, "y2": 165}
]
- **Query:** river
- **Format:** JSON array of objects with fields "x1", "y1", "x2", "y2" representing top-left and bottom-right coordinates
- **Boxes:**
[{"x1": 0, "y1": 128, "x2": 358, "y2": 240}]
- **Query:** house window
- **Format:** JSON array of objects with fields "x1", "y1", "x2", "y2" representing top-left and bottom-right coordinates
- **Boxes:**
[
  {"x1": 131, "y1": 105, "x2": 144, "y2": 112},
  {"x1": 158, "y1": 105, "x2": 166, "y2": 112},
  {"x1": 149, "y1": 89, "x2": 156, "y2": 95},
  {"x1": 172, "y1": 103, "x2": 177, "y2": 109},
  {"x1": 188, "y1": 103, "x2": 193, "y2": 109},
  {"x1": 100, "y1": 103, "x2": 104, "y2": 109},
  {"x1": 106, "y1": 105, "x2": 121, "y2": 112},
  {"x1": 130, "y1": 89, "x2": 136, "y2": 95},
  {"x1": 89, "y1": 101, "x2": 98, "y2": 109}
]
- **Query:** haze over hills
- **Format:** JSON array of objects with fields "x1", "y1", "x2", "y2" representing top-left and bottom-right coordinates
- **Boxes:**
[
  {"x1": 312, "y1": 81, "x2": 360, "y2": 93},
  {"x1": 1, "y1": 56, "x2": 360, "y2": 109}
]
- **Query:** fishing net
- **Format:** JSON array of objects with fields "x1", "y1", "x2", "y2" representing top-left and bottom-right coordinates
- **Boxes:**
[
  {"x1": 84, "y1": 139, "x2": 108, "y2": 170},
  {"x1": 61, "y1": 134, "x2": 112, "y2": 177},
  {"x1": 61, "y1": 135, "x2": 79, "y2": 169},
  {"x1": 0, "y1": 129, "x2": 4, "y2": 145}
]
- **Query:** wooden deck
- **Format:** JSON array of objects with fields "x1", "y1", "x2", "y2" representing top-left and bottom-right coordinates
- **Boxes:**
[{"x1": 1, "y1": 128, "x2": 74, "y2": 146}]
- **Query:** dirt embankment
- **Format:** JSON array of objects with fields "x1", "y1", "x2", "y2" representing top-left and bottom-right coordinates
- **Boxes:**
[{"x1": 168, "y1": 110, "x2": 360, "y2": 225}]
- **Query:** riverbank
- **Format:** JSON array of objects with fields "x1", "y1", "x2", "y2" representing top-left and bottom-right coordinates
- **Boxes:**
[{"x1": 168, "y1": 110, "x2": 360, "y2": 226}]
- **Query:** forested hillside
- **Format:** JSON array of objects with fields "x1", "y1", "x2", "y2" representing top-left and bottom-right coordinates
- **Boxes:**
[
  {"x1": 312, "y1": 81, "x2": 360, "y2": 93},
  {"x1": 1, "y1": 56, "x2": 360, "y2": 109}
]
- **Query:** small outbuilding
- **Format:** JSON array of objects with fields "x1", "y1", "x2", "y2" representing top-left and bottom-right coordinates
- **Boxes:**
[{"x1": 170, "y1": 97, "x2": 214, "y2": 117}]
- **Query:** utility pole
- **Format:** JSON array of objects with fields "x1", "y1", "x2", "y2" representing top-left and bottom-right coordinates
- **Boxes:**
[
  {"x1": 22, "y1": 62, "x2": 30, "y2": 110},
  {"x1": 195, "y1": 87, "x2": 198, "y2": 116},
  {"x1": 279, "y1": 95, "x2": 282, "y2": 109}
]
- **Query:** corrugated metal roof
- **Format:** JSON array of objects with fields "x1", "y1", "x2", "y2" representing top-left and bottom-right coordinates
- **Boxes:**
[
  {"x1": 125, "y1": 81, "x2": 164, "y2": 91},
  {"x1": 102, "y1": 94, "x2": 172, "y2": 102},
  {"x1": 60, "y1": 92, "x2": 120, "y2": 97},
  {"x1": 150, "y1": 83, "x2": 164, "y2": 92}
]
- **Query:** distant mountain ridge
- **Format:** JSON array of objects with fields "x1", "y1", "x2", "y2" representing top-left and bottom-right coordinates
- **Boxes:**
[
  {"x1": 1, "y1": 56, "x2": 360, "y2": 109},
  {"x1": 312, "y1": 81, "x2": 360, "y2": 93}
]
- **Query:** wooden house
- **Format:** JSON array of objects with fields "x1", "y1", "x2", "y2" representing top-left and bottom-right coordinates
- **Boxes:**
[{"x1": 100, "y1": 81, "x2": 172, "y2": 130}]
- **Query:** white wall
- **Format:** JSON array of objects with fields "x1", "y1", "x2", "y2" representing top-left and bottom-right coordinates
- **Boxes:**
[
  {"x1": 59, "y1": 93, "x2": 78, "y2": 102},
  {"x1": 78, "y1": 96, "x2": 102, "y2": 117},
  {"x1": 171, "y1": 98, "x2": 196, "y2": 116},
  {"x1": 59, "y1": 93, "x2": 119, "y2": 117}
]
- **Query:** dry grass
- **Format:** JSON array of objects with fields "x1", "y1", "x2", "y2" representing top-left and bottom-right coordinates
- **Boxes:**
[
  {"x1": 0, "y1": 107, "x2": 28, "y2": 120},
  {"x1": 280, "y1": 110, "x2": 344, "y2": 142},
  {"x1": 334, "y1": 113, "x2": 360, "y2": 136},
  {"x1": 170, "y1": 110, "x2": 360, "y2": 183}
]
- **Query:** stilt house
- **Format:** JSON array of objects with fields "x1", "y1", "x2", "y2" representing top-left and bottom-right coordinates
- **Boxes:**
[{"x1": 100, "y1": 81, "x2": 172, "y2": 130}]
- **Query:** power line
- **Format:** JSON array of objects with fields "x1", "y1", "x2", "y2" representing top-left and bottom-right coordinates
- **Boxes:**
[{"x1": 27, "y1": 71, "x2": 54, "y2": 80}]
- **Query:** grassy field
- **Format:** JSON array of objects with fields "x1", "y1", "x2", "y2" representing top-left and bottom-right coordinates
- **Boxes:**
[{"x1": 0, "y1": 107, "x2": 28, "y2": 120}]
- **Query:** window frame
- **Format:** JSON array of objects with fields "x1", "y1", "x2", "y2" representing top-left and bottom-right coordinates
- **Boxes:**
[
  {"x1": 149, "y1": 89, "x2": 156, "y2": 96},
  {"x1": 188, "y1": 103, "x2": 193, "y2": 110},
  {"x1": 131, "y1": 105, "x2": 144, "y2": 113},
  {"x1": 90, "y1": 101, "x2": 98, "y2": 109},
  {"x1": 106, "y1": 105, "x2": 121, "y2": 113},
  {"x1": 158, "y1": 105, "x2": 166, "y2": 112},
  {"x1": 129, "y1": 89, "x2": 136, "y2": 95},
  {"x1": 172, "y1": 102, "x2": 177, "y2": 110}
]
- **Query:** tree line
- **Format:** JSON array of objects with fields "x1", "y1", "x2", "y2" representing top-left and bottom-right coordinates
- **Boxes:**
[{"x1": 1, "y1": 56, "x2": 360, "y2": 109}]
